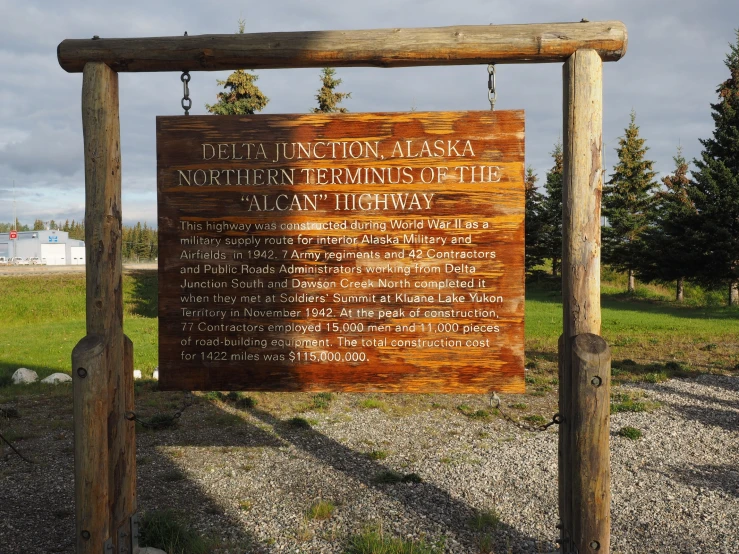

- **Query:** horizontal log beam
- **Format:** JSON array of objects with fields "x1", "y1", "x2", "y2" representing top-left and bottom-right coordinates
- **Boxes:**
[{"x1": 58, "y1": 21, "x2": 626, "y2": 73}]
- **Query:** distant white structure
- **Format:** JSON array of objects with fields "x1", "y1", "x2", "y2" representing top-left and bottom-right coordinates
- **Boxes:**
[{"x1": 0, "y1": 230, "x2": 85, "y2": 265}]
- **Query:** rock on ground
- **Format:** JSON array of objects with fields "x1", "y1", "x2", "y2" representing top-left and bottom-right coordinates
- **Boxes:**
[
  {"x1": 11, "y1": 368, "x2": 38, "y2": 384},
  {"x1": 41, "y1": 373, "x2": 72, "y2": 385}
]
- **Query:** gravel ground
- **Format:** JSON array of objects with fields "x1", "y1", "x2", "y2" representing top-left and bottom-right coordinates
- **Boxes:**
[{"x1": 1, "y1": 374, "x2": 737, "y2": 553}]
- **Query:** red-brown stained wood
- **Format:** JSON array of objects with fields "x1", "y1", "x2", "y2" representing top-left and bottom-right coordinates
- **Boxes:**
[
  {"x1": 58, "y1": 21, "x2": 627, "y2": 73},
  {"x1": 157, "y1": 110, "x2": 524, "y2": 393}
]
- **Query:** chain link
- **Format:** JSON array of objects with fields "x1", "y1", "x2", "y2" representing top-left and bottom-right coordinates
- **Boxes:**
[
  {"x1": 181, "y1": 71, "x2": 192, "y2": 115},
  {"x1": 487, "y1": 64, "x2": 497, "y2": 110},
  {"x1": 125, "y1": 391, "x2": 193, "y2": 429},
  {"x1": 490, "y1": 392, "x2": 561, "y2": 432}
]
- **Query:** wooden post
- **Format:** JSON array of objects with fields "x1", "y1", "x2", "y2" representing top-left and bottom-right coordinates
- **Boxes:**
[
  {"x1": 561, "y1": 49, "x2": 607, "y2": 552},
  {"x1": 78, "y1": 61, "x2": 135, "y2": 551},
  {"x1": 72, "y1": 335, "x2": 109, "y2": 554},
  {"x1": 570, "y1": 334, "x2": 611, "y2": 553}
]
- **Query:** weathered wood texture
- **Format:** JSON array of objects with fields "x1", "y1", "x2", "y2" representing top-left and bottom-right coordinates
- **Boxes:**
[
  {"x1": 560, "y1": 50, "x2": 607, "y2": 553},
  {"x1": 83, "y1": 62, "x2": 123, "y2": 339},
  {"x1": 562, "y1": 49, "x2": 602, "y2": 342},
  {"x1": 112, "y1": 335, "x2": 136, "y2": 551},
  {"x1": 72, "y1": 335, "x2": 109, "y2": 554},
  {"x1": 570, "y1": 334, "x2": 611, "y2": 554},
  {"x1": 557, "y1": 334, "x2": 570, "y2": 548},
  {"x1": 58, "y1": 21, "x2": 627, "y2": 73},
  {"x1": 157, "y1": 110, "x2": 525, "y2": 393},
  {"x1": 81, "y1": 61, "x2": 134, "y2": 552}
]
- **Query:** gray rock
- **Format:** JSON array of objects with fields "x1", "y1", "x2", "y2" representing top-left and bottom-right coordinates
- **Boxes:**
[
  {"x1": 41, "y1": 372, "x2": 72, "y2": 385},
  {"x1": 138, "y1": 548, "x2": 167, "y2": 554},
  {"x1": 11, "y1": 368, "x2": 38, "y2": 384}
]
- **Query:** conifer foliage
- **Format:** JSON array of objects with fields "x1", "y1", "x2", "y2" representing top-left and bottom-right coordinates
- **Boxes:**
[
  {"x1": 524, "y1": 166, "x2": 546, "y2": 274},
  {"x1": 311, "y1": 68, "x2": 351, "y2": 113},
  {"x1": 540, "y1": 142, "x2": 564, "y2": 275},
  {"x1": 206, "y1": 20, "x2": 268, "y2": 116},
  {"x1": 639, "y1": 147, "x2": 697, "y2": 301},
  {"x1": 689, "y1": 31, "x2": 739, "y2": 305},
  {"x1": 603, "y1": 111, "x2": 658, "y2": 293}
]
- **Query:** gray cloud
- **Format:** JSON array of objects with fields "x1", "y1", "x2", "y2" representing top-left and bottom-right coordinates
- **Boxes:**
[
  {"x1": 0, "y1": 126, "x2": 82, "y2": 177},
  {"x1": 0, "y1": 0, "x2": 737, "y2": 225}
]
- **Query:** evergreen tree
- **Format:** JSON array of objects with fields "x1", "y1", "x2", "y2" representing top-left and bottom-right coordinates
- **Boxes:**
[
  {"x1": 33, "y1": 219, "x2": 45, "y2": 231},
  {"x1": 311, "y1": 68, "x2": 351, "y2": 113},
  {"x1": 689, "y1": 30, "x2": 739, "y2": 305},
  {"x1": 524, "y1": 166, "x2": 546, "y2": 274},
  {"x1": 603, "y1": 111, "x2": 658, "y2": 293},
  {"x1": 206, "y1": 20, "x2": 268, "y2": 115},
  {"x1": 638, "y1": 147, "x2": 697, "y2": 301},
  {"x1": 541, "y1": 142, "x2": 564, "y2": 275}
]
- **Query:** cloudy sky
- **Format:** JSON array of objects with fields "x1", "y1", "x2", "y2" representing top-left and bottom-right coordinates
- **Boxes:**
[{"x1": 0, "y1": 0, "x2": 737, "y2": 226}]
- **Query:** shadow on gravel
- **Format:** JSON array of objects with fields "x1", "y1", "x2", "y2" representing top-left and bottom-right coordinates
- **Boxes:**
[
  {"x1": 635, "y1": 379, "x2": 739, "y2": 432},
  {"x1": 667, "y1": 463, "x2": 739, "y2": 498},
  {"x1": 241, "y1": 406, "x2": 553, "y2": 552},
  {"x1": 642, "y1": 380, "x2": 739, "y2": 412}
]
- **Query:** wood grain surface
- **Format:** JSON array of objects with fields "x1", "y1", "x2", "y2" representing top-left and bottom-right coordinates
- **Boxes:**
[
  {"x1": 157, "y1": 110, "x2": 525, "y2": 392},
  {"x1": 58, "y1": 21, "x2": 627, "y2": 73}
]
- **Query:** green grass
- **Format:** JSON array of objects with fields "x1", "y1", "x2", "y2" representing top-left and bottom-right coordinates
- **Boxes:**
[
  {"x1": 525, "y1": 274, "x2": 739, "y2": 344},
  {"x1": 0, "y1": 272, "x2": 158, "y2": 386},
  {"x1": 522, "y1": 414, "x2": 547, "y2": 426},
  {"x1": 468, "y1": 508, "x2": 501, "y2": 532},
  {"x1": 346, "y1": 525, "x2": 444, "y2": 554},
  {"x1": 618, "y1": 426, "x2": 643, "y2": 440},
  {"x1": 359, "y1": 398, "x2": 388, "y2": 410},
  {"x1": 306, "y1": 499, "x2": 336, "y2": 520},
  {"x1": 610, "y1": 391, "x2": 660, "y2": 414},
  {"x1": 367, "y1": 450, "x2": 389, "y2": 460},
  {"x1": 372, "y1": 470, "x2": 423, "y2": 484},
  {"x1": 139, "y1": 509, "x2": 210, "y2": 554},
  {"x1": 288, "y1": 416, "x2": 313, "y2": 429},
  {"x1": 1, "y1": 268, "x2": 737, "y2": 398},
  {"x1": 311, "y1": 392, "x2": 334, "y2": 410},
  {"x1": 457, "y1": 404, "x2": 492, "y2": 419}
]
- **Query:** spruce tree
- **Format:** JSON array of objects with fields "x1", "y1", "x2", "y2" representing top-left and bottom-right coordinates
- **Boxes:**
[
  {"x1": 603, "y1": 111, "x2": 658, "y2": 293},
  {"x1": 206, "y1": 20, "x2": 268, "y2": 115},
  {"x1": 541, "y1": 142, "x2": 564, "y2": 275},
  {"x1": 638, "y1": 147, "x2": 697, "y2": 301},
  {"x1": 311, "y1": 68, "x2": 351, "y2": 113},
  {"x1": 689, "y1": 30, "x2": 739, "y2": 305},
  {"x1": 524, "y1": 166, "x2": 546, "y2": 274}
]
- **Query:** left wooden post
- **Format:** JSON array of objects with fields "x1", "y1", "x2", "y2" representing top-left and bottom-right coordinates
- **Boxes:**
[{"x1": 73, "y1": 61, "x2": 136, "y2": 554}]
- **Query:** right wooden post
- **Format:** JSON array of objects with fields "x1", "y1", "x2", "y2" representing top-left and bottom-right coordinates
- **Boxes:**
[{"x1": 560, "y1": 48, "x2": 610, "y2": 552}]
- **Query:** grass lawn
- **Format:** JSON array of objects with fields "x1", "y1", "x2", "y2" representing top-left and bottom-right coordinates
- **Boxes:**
[
  {"x1": 0, "y1": 271, "x2": 159, "y2": 385},
  {"x1": 1, "y1": 269, "x2": 737, "y2": 392}
]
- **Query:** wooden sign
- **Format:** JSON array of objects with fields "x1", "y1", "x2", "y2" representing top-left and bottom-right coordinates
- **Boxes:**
[{"x1": 157, "y1": 110, "x2": 525, "y2": 393}]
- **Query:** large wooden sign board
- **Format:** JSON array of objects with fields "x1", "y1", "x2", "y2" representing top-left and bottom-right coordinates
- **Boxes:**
[{"x1": 157, "y1": 110, "x2": 525, "y2": 393}]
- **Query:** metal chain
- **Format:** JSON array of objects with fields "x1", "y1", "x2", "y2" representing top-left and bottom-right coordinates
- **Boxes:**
[
  {"x1": 490, "y1": 392, "x2": 562, "y2": 432},
  {"x1": 487, "y1": 64, "x2": 497, "y2": 110},
  {"x1": 181, "y1": 71, "x2": 192, "y2": 116},
  {"x1": 125, "y1": 391, "x2": 193, "y2": 429}
]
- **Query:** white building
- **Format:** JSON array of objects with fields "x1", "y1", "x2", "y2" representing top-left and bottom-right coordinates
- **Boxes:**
[{"x1": 0, "y1": 230, "x2": 85, "y2": 265}]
